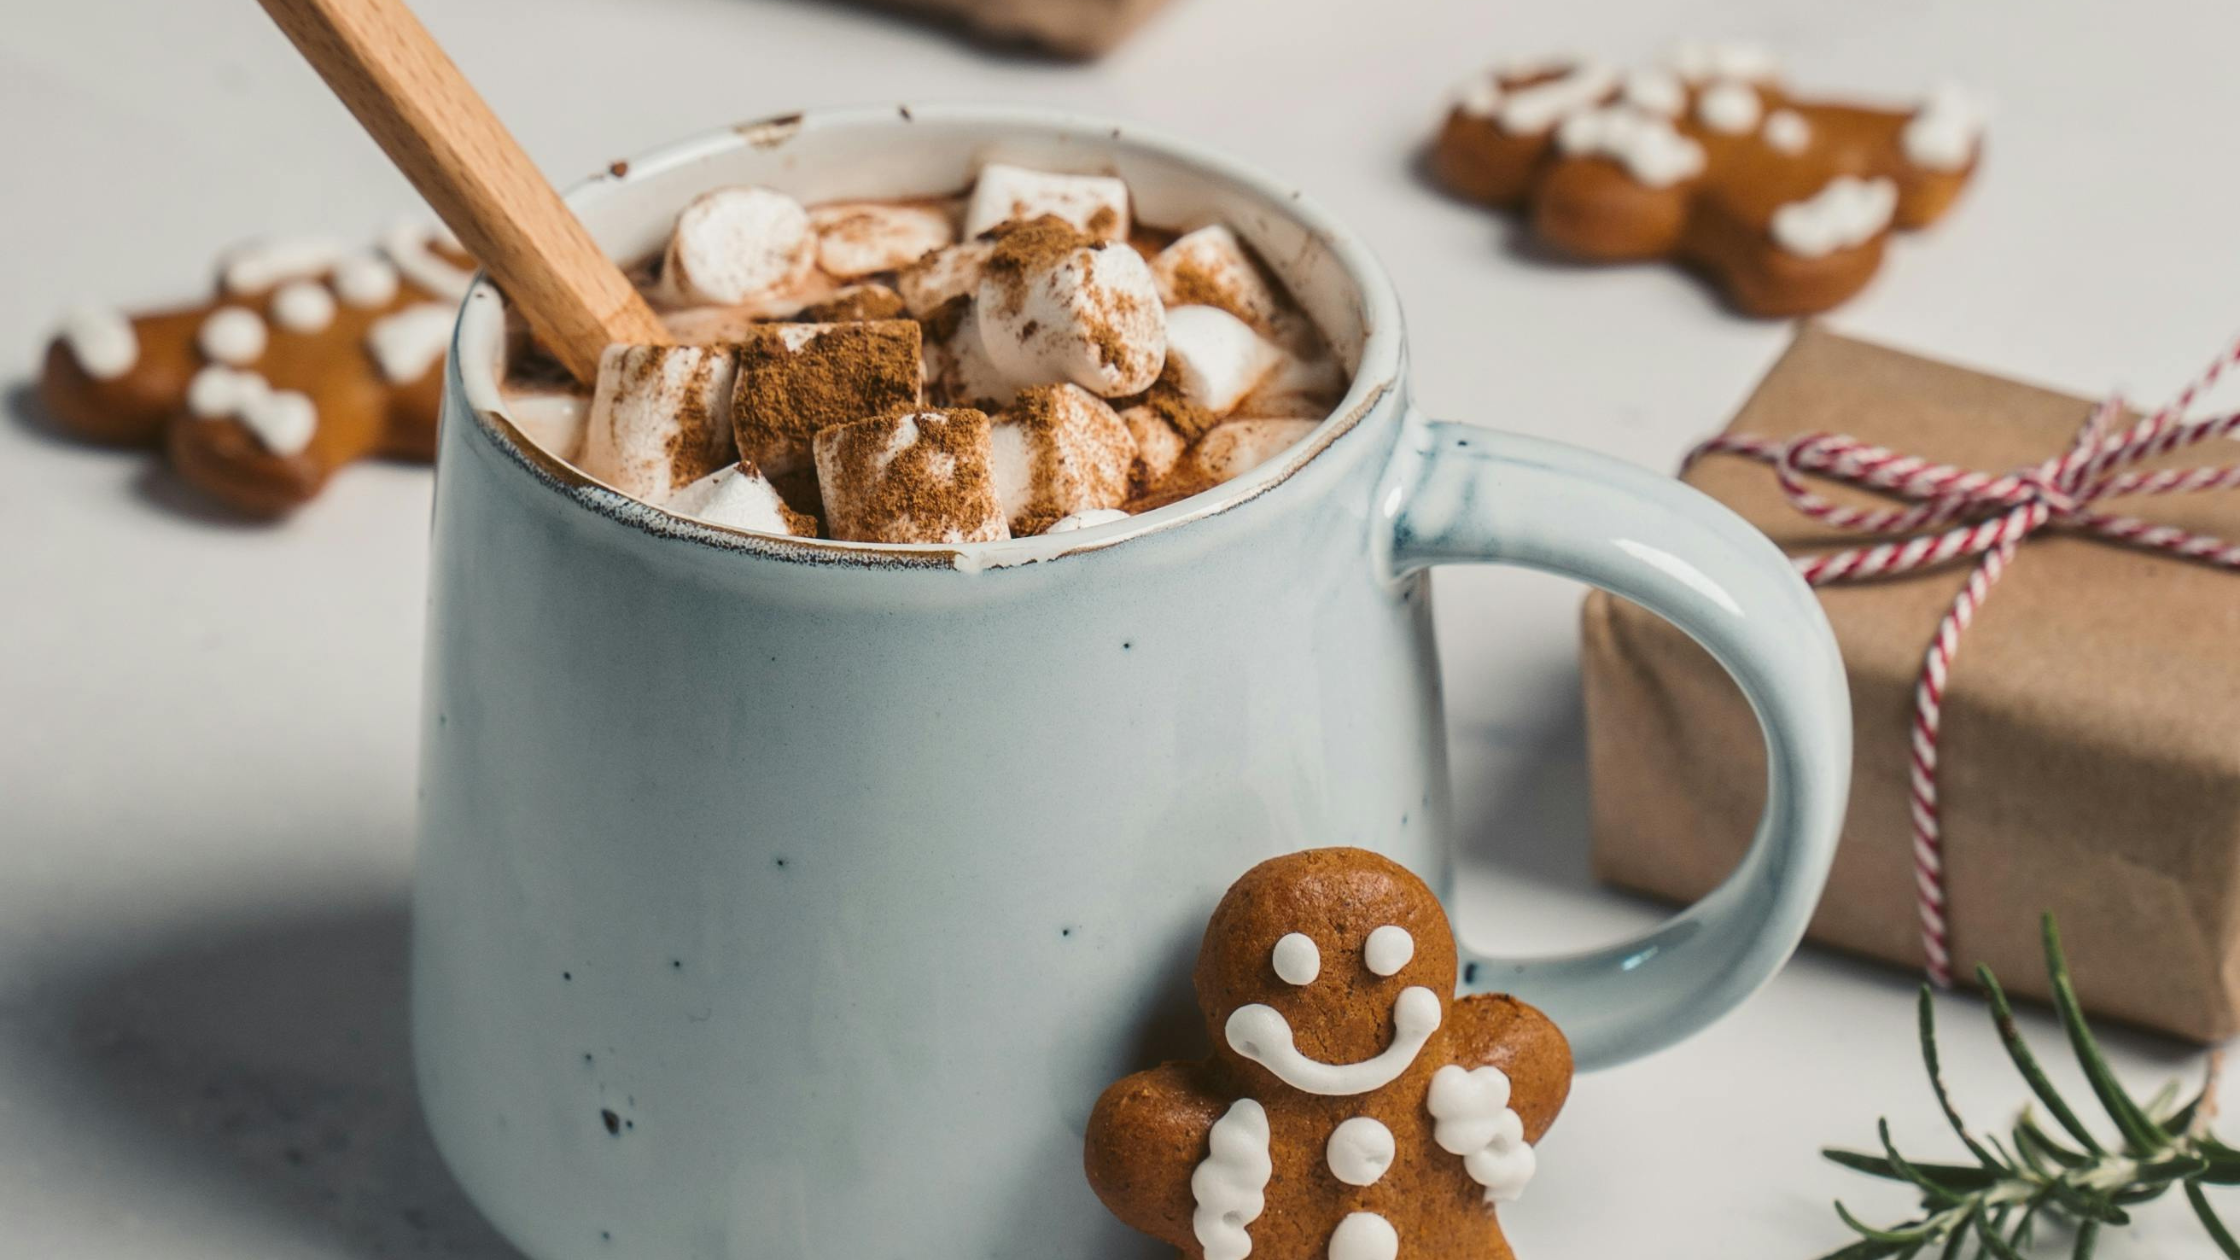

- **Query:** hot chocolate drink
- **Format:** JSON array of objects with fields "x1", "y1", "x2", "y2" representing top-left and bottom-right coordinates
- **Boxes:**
[{"x1": 497, "y1": 161, "x2": 1351, "y2": 543}]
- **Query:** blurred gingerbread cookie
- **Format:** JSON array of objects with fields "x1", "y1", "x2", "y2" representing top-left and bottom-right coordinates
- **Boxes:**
[
  {"x1": 1430, "y1": 44, "x2": 1983, "y2": 316},
  {"x1": 38, "y1": 222, "x2": 477, "y2": 516},
  {"x1": 1085, "y1": 848, "x2": 1571, "y2": 1259}
]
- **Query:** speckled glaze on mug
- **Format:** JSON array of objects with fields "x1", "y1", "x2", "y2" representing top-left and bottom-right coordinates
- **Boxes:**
[{"x1": 416, "y1": 105, "x2": 1850, "y2": 1260}]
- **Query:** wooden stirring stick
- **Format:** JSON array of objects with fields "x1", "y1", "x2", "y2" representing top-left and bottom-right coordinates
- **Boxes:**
[{"x1": 257, "y1": 0, "x2": 667, "y2": 384}]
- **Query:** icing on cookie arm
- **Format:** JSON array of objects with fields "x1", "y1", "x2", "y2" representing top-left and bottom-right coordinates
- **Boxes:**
[
  {"x1": 1442, "y1": 992, "x2": 1571, "y2": 1143},
  {"x1": 1083, "y1": 1061, "x2": 1231, "y2": 1250}
]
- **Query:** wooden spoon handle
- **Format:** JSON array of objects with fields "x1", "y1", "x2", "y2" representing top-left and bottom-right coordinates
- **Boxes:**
[{"x1": 258, "y1": 0, "x2": 667, "y2": 384}]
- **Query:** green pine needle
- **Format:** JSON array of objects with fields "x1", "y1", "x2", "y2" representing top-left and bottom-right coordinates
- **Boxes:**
[{"x1": 1818, "y1": 914, "x2": 2234, "y2": 1258}]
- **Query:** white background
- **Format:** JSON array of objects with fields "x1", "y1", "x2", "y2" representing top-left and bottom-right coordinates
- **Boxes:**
[{"x1": 3, "y1": 0, "x2": 2237, "y2": 1256}]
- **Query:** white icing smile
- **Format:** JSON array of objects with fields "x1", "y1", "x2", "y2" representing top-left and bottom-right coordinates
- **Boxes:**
[{"x1": 1224, "y1": 986, "x2": 1442, "y2": 1096}]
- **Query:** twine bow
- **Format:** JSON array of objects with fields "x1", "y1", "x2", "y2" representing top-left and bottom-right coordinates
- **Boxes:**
[{"x1": 1685, "y1": 338, "x2": 2240, "y2": 988}]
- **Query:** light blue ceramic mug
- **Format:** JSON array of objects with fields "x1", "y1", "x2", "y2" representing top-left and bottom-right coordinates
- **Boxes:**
[{"x1": 418, "y1": 105, "x2": 1850, "y2": 1260}]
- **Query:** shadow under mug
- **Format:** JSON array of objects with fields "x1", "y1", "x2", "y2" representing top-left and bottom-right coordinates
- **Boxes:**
[{"x1": 418, "y1": 105, "x2": 1851, "y2": 1260}]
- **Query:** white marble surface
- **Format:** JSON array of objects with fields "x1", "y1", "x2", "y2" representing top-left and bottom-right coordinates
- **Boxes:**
[{"x1": 3, "y1": 0, "x2": 2236, "y2": 1256}]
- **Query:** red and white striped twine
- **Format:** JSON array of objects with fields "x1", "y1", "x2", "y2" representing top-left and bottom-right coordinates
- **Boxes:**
[{"x1": 1685, "y1": 337, "x2": 2240, "y2": 988}]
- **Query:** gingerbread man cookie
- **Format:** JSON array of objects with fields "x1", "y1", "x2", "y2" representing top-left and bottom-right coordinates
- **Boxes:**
[
  {"x1": 1085, "y1": 848, "x2": 1571, "y2": 1260},
  {"x1": 38, "y1": 222, "x2": 477, "y2": 516},
  {"x1": 1430, "y1": 45, "x2": 1982, "y2": 316}
]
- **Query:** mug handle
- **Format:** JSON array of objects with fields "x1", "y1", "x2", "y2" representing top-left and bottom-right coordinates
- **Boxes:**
[{"x1": 1382, "y1": 413, "x2": 1852, "y2": 1070}]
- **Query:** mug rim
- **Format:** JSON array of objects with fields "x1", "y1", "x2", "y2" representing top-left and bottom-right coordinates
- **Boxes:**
[{"x1": 450, "y1": 102, "x2": 1406, "y2": 571}]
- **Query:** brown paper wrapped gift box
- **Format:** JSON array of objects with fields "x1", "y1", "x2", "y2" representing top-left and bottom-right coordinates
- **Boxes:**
[{"x1": 1583, "y1": 326, "x2": 2240, "y2": 1042}]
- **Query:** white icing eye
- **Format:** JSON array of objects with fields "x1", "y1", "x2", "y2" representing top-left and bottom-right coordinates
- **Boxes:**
[
  {"x1": 1364, "y1": 925, "x2": 1414, "y2": 977},
  {"x1": 1271, "y1": 932, "x2": 1320, "y2": 985}
]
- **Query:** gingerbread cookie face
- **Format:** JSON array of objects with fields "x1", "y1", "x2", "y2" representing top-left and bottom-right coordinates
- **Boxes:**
[
  {"x1": 37, "y1": 223, "x2": 476, "y2": 516},
  {"x1": 1195, "y1": 851, "x2": 1460, "y2": 1093},
  {"x1": 1086, "y1": 848, "x2": 1572, "y2": 1260},
  {"x1": 1430, "y1": 47, "x2": 1982, "y2": 316}
]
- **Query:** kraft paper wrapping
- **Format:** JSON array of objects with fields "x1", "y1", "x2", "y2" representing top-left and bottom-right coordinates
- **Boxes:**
[{"x1": 1583, "y1": 325, "x2": 2240, "y2": 1042}]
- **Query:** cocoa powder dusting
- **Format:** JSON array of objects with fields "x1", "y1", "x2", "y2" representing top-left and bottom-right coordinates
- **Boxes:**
[
  {"x1": 1140, "y1": 379, "x2": 1220, "y2": 441},
  {"x1": 653, "y1": 349, "x2": 734, "y2": 484},
  {"x1": 984, "y1": 216, "x2": 1092, "y2": 318},
  {"x1": 800, "y1": 284, "x2": 909, "y2": 323},
  {"x1": 732, "y1": 321, "x2": 923, "y2": 470},
  {"x1": 817, "y1": 407, "x2": 1005, "y2": 544}
]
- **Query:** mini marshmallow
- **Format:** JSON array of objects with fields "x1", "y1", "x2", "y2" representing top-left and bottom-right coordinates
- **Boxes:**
[
  {"x1": 732, "y1": 320, "x2": 924, "y2": 474},
  {"x1": 1151, "y1": 226, "x2": 1281, "y2": 331},
  {"x1": 660, "y1": 186, "x2": 815, "y2": 307},
  {"x1": 927, "y1": 308, "x2": 1020, "y2": 411},
  {"x1": 813, "y1": 408, "x2": 1008, "y2": 544},
  {"x1": 579, "y1": 343, "x2": 739, "y2": 501},
  {"x1": 809, "y1": 202, "x2": 956, "y2": 278},
  {"x1": 199, "y1": 307, "x2": 267, "y2": 366},
  {"x1": 271, "y1": 280, "x2": 337, "y2": 334},
  {"x1": 976, "y1": 218, "x2": 1166, "y2": 398},
  {"x1": 963, "y1": 163, "x2": 1131, "y2": 242},
  {"x1": 1161, "y1": 305, "x2": 1285, "y2": 418},
  {"x1": 989, "y1": 384, "x2": 1136, "y2": 534},
  {"x1": 1695, "y1": 80, "x2": 1763, "y2": 134},
  {"x1": 1555, "y1": 107, "x2": 1705, "y2": 188},
  {"x1": 501, "y1": 388, "x2": 591, "y2": 463},
  {"x1": 664, "y1": 461, "x2": 815, "y2": 536},
  {"x1": 896, "y1": 240, "x2": 994, "y2": 317},
  {"x1": 1045, "y1": 507, "x2": 1130, "y2": 534},
  {"x1": 1120, "y1": 405, "x2": 1186, "y2": 490},
  {"x1": 58, "y1": 306, "x2": 137, "y2": 380},
  {"x1": 1184, "y1": 418, "x2": 1318, "y2": 484},
  {"x1": 1770, "y1": 175, "x2": 1898, "y2": 259}
]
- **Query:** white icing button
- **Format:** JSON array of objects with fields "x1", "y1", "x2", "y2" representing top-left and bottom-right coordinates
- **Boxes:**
[
  {"x1": 1363, "y1": 925, "x2": 1414, "y2": 977},
  {"x1": 58, "y1": 306, "x2": 137, "y2": 380},
  {"x1": 333, "y1": 253, "x2": 402, "y2": 308},
  {"x1": 1763, "y1": 108, "x2": 1812, "y2": 154},
  {"x1": 1696, "y1": 80, "x2": 1763, "y2": 134},
  {"x1": 1272, "y1": 932, "x2": 1321, "y2": 985},
  {"x1": 272, "y1": 280, "x2": 337, "y2": 334},
  {"x1": 198, "y1": 307, "x2": 267, "y2": 366},
  {"x1": 1192, "y1": 1098, "x2": 1271, "y2": 1260},
  {"x1": 1328, "y1": 1211, "x2": 1399, "y2": 1260},
  {"x1": 366, "y1": 302, "x2": 456, "y2": 383},
  {"x1": 1326, "y1": 1116, "x2": 1396, "y2": 1187}
]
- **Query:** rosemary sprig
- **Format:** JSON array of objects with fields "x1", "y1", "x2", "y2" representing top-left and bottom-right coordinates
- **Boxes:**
[{"x1": 1818, "y1": 915, "x2": 2240, "y2": 1259}]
